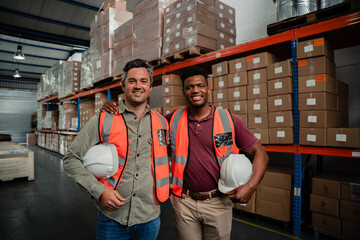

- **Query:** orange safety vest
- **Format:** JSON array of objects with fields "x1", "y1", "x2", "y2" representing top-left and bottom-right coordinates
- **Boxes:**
[
  {"x1": 98, "y1": 109, "x2": 170, "y2": 203},
  {"x1": 169, "y1": 107, "x2": 240, "y2": 197}
]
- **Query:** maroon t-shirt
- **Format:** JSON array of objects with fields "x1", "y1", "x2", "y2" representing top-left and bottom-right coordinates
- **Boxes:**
[{"x1": 165, "y1": 105, "x2": 258, "y2": 192}]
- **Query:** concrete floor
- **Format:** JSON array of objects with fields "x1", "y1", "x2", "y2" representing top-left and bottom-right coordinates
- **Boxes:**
[{"x1": 0, "y1": 146, "x2": 338, "y2": 240}]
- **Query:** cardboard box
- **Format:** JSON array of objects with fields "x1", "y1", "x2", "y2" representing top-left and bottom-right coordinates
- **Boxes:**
[
  {"x1": 247, "y1": 99, "x2": 268, "y2": 114},
  {"x1": 298, "y1": 92, "x2": 337, "y2": 111},
  {"x1": 298, "y1": 74, "x2": 338, "y2": 94},
  {"x1": 228, "y1": 86, "x2": 247, "y2": 101},
  {"x1": 342, "y1": 219, "x2": 360, "y2": 239},
  {"x1": 256, "y1": 199, "x2": 291, "y2": 222},
  {"x1": 228, "y1": 72, "x2": 247, "y2": 87},
  {"x1": 310, "y1": 194, "x2": 339, "y2": 217},
  {"x1": 300, "y1": 110, "x2": 339, "y2": 128},
  {"x1": 246, "y1": 52, "x2": 277, "y2": 70},
  {"x1": 269, "y1": 128, "x2": 294, "y2": 144},
  {"x1": 163, "y1": 96, "x2": 187, "y2": 107},
  {"x1": 268, "y1": 94, "x2": 293, "y2": 112},
  {"x1": 256, "y1": 185, "x2": 291, "y2": 205},
  {"x1": 228, "y1": 100, "x2": 247, "y2": 115},
  {"x1": 259, "y1": 169, "x2": 292, "y2": 190},
  {"x1": 247, "y1": 83, "x2": 267, "y2": 100},
  {"x1": 213, "y1": 101, "x2": 228, "y2": 109},
  {"x1": 229, "y1": 57, "x2": 247, "y2": 73},
  {"x1": 162, "y1": 74, "x2": 182, "y2": 86},
  {"x1": 212, "y1": 61, "x2": 228, "y2": 77},
  {"x1": 213, "y1": 89, "x2": 228, "y2": 102},
  {"x1": 326, "y1": 128, "x2": 360, "y2": 148},
  {"x1": 299, "y1": 128, "x2": 327, "y2": 146},
  {"x1": 162, "y1": 85, "x2": 184, "y2": 96},
  {"x1": 341, "y1": 181, "x2": 360, "y2": 201},
  {"x1": 267, "y1": 77, "x2": 292, "y2": 96},
  {"x1": 297, "y1": 37, "x2": 333, "y2": 60},
  {"x1": 298, "y1": 56, "x2": 335, "y2": 77},
  {"x1": 312, "y1": 177, "x2": 341, "y2": 198},
  {"x1": 268, "y1": 111, "x2": 293, "y2": 128},
  {"x1": 214, "y1": 75, "x2": 228, "y2": 89},
  {"x1": 267, "y1": 60, "x2": 292, "y2": 80},
  {"x1": 250, "y1": 128, "x2": 269, "y2": 145},
  {"x1": 26, "y1": 133, "x2": 36, "y2": 146},
  {"x1": 247, "y1": 68, "x2": 267, "y2": 85},
  {"x1": 248, "y1": 113, "x2": 268, "y2": 129},
  {"x1": 340, "y1": 200, "x2": 360, "y2": 222},
  {"x1": 312, "y1": 212, "x2": 341, "y2": 236}
]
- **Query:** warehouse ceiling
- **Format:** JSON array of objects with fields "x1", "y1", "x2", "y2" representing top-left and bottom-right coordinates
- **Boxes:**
[{"x1": 0, "y1": 0, "x2": 142, "y2": 84}]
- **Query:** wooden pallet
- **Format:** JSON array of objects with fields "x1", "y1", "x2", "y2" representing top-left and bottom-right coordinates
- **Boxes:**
[
  {"x1": 149, "y1": 58, "x2": 164, "y2": 69},
  {"x1": 113, "y1": 74, "x2": 122, "y2": 82},
  {"x1": 162, "y1": 46, "x2": 213, "y2": 65},
  {"x1": 93, "y1": 76, "x2": 116, "y2": 88},
  {"x1": 267, "y1": 0, "x2": 359, "y2": 36}
]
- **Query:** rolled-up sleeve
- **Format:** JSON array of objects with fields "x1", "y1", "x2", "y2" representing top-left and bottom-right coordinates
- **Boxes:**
[{"x1": 63, "y1": 114, "x2": 108, "y2": 200}]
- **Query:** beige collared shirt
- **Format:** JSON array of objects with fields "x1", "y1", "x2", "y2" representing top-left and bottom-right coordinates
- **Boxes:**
[{"x1": 63, "y1": 100, "x2": 160, "y2": 226}]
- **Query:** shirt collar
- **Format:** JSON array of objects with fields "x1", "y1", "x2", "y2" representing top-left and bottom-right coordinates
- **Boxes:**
[
  {"x1": 118, "y1": 99, "x2": 151, "y2": 114},
  {"x1": 187, "y1": 105, "x2": 214, "y2": 122}
]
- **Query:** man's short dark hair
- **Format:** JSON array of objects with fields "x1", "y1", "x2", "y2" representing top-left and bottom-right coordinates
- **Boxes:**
[
  {"x1": 180, "y1": 66, "x2": 208, "y2": 86},
  {"x1": 122, "y1": 59, "x2": 153, "y2": 86}
]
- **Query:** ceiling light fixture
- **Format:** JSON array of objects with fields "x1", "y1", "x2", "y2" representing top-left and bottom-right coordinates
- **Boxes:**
[
  {"x1": 14, "y1": 45, "x2": 25, "y2": 60},
  {"x1": 13, "y1": 68, "x2": 21, "y2": 78}
]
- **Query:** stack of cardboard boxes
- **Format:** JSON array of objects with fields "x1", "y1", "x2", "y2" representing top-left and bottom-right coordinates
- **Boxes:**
[
  {"x1": 311, "y1": 175, "x2": 360, "y2": 239},
  {"x1": 133, "y1": 0, "x2": 174, "y2": 61},
  {"x1": 95, "y1": 92, "x2": 109, "y2": 115},
  {"x1": 58, "y1": 103, "x2": 78, "y2": 131},
  {"x1": 60, "y1": 61, "x2": 81, "y2": 98},
  {"x1": 163, "y1": 0, "x2": 235, "y2": 58},
  {"x1": 90, "y1": 1, "x2": 132, "y2": 82},
  {"x1": 113, "y1": 19, "x2": 133, "y2": 76},
  {"x1": 162, "y1": 74, "x2": 187, "y2": 115},
  {"x1": 79, "y1": 100, "x2": 95, "y2": 130}
]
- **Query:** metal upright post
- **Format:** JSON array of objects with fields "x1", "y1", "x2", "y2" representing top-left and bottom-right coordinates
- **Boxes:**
[
  {"x1": 107, "y1": 89, "x2": 111, "y2": 100},
  {"x1": 77, "y1": 97, "x2": 81, "y2": 132},
  {"x1": 292, "y1": 39, "x2": 302, "y2": 237}
]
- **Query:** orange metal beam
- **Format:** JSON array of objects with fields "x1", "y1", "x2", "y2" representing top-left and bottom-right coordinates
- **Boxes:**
[
  {"x1": 295, "y1": 11, "x2": 360, "y2": 39},
  {"x1": 299, "y1": 146, "x2": 360, "y2": 158},
  {"x1": 38, "y1": 95, "x2": 58, "y2": 103},
  {"x1": 60, "y1": 81, "x2": 121, "y2": 102},
  {"x1": 263, "y1": 144, "x2": 298, "y2": 153},
  {"x1": 38, "y1": 129, "x2": 78, "y2": 135}
]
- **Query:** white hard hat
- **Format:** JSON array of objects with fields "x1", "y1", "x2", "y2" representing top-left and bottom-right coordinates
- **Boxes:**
[
  {"x1": 83, "y1": 143, "x2": 118, "y2": 179},
  {"x1": 218, "y1": 153, "x2": 253, "y2": 193}
]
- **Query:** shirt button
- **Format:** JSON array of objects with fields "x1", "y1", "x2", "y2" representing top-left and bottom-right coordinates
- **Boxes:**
[
  {"x1": 135, "y1": 173, "x2": 138, "y2": 177},
  {"x1": 134, "y1": 116, "x2": 137, "y2": 120},
  {"x1": 137, "y1": 154, "x2": 139, "y2": 157},
  {"x1": 133, "y1": 193, "x2": 136, "y2": 197},
  {"x1": 139, "y1": 135, "x2": 141, "y2": 138},
  {"x1": 197, "y1": 124, "x2": 200, "y2": 126}
]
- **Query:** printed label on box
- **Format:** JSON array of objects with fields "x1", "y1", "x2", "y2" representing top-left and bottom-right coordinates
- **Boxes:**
[
  {"x1": 218, "y1": 93, "x2": 223, "y2": 99},
  {"x1": 176, "y1": 3, "x2": 181, "y2": 8},
  {"x1": 188, "y1": 17, "x2": 192, "y2": 23},
  {"x1": 176, "y1": 12, "x2": 180, "y2": 18},
  {"x1": 316, "y1": 74, "x2": 325, "y2": 81},
  {"x1": 304, "y1": 44, "x2": 314, "y2": 53},
  {"x1": 188, "y1": 38, "x2": 193, "y2": 44},
  {"x1": 277, "y1": 131, "x2": 285, "y2": 138},
  {"x1": 175, "y1": 44, "x2": 180, "y2": 49},
  {"x1": 166, "y1": 99, "x2": 170, "y2": 103},
  {"x1": 235, "y1": 63, "x2": 242, "y2": 69},
  {"x1": 220, "y1": 33, "x2": 224, "y2": 38},
  {"x1": 253, "y1": 57, "x2": 260, "y2": 64},
  {"x1": 165, "y1": 88, "x2": 169, "y2": 93},
  {"x1": 275, "y1": 82, "x2": 283, "y2": 89},
  {"x1": 187, "y1": 6, "x2": 191, "y2": 11},
  {"x1": 275, "y1": 66, "x2": 283, "y2": 74},
  {"x1": 166, "y1": 28, "x2": 170, "y2": 34},
  {"x1": 314, "y1": 38, "x2": 324, "y2": 46},
  {"x1": 96, "y1": 60, "x2": 102, "y2": 69},
  {"x1": 176, "y1": 31, "x2": 180, "y2": 37},
  {"x1": 234, "y1": 76, "x2": 240, "y2": 83},
  {"x1": 254, "y1": 73, "x2": 260, "y2": 80},
  {"x1": 308, "y1": 116, "x2": 317, "y2": 123},
  {"x1": 177, "y1": 23, "x2": 181, "y2": 29},
  {"x1": 349, "y1": 183, "x2": 360, "y2": 200},
  {"x1": 166, "y1": 18, "x2": 170, "y2": 24},
  {"x1": 221, "y1": 23, "x2": 225, "y2": 28},
  {"x1": 254, "y1": 133, "x2": 261, "y2": 139},
  {"x1": 255, "y1": 117, "x2": 262, "y2": 124},
  {"x1": 229, "y1": 19, "x2": 233, "y2": 24},
  {"x1": 247, "y1": 56, "x2": 253, "y2": 61},
  {"x1": 234, "y1": 105, "x2": 240, "y2": 111},
  {"x1": 234, "y1": 91, "x2": 240, "y2": 97},
  {"x1": 275, "y1": 99, "x2": 283, "y2": 106},
  {"x1": 219, "y1": 4, "x2": 224, "y2": 9},
  {"x1": 230, "y1": 29, "x2": 234, "y2": 34},
  {"x1": 253, "y1": 88, "x2": 260, "y2": 94},
  {"x1": 219, "y1": 81, "x2": 224, "y2": 87},
  {"x1": 166, "y1": 37, "x2": 170, "y2": 42},
  {"x1": 217, "y1": 66, "x2": 222, "y2": 73},
  {"x1": 307, "y1": 134, "x2": 316, "y2": 142},
  {"x1": 254, "y1": 104, "x2": 260, "y2": 110},
  {"x1": 165, "y1": 48, "x2": 169, "y2": 53},
  {"x1": 336, "y1": 134, "x2": 347, "y2": 142},
  {"x1": 298, "y1": 59, "x2": 307, "y2": 66},
  {"x1": 276, "y1": 116, "x2": 284, "y2": 123},
  {"x1": 306, "y1": 79, "x2": 316, "y2": 87},
  {"x1": 307, "y1": 98, "x2": 316, "y2": 105},
  {"x1": 219, "y1": 12, "x2": 223, "y2": 18}
]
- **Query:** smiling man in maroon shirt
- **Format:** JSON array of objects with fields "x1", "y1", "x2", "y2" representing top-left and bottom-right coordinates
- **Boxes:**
[{"x1": 101, "y1": 66, "x2": 268, "y2": 240}]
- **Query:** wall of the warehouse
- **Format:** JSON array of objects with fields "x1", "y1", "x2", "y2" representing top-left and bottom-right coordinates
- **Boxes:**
[{"x1": 0, "y1": 90, "x2": 37, "y2": 143}]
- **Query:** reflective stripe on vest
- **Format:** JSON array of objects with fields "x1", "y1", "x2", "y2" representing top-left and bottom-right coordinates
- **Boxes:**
[
  {"x1": 99, "y1": 110, "x2": 170, "y2": 203},
  {"x1": 169, "y1": 107, "x2": 239, "y2": 197}
]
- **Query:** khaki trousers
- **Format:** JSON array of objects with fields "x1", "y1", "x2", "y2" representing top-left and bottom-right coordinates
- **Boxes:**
[{"x1": 170, "y1": 194, "x2": 233, "y2": 240}]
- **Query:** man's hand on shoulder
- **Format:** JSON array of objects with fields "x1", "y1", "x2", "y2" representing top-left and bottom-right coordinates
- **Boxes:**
[{"x1": 100, "y1": 100, "x2": 118, "y2": 115}]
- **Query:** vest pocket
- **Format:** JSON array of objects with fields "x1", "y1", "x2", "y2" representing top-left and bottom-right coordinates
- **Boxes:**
[{"x1": 157, "y1": 129, "x2": 167, "y2": 146}]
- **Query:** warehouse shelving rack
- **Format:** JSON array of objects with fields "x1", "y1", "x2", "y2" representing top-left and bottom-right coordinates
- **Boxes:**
[{"x1": 37, "y1": 11, "x2": 360, "y2": 237}]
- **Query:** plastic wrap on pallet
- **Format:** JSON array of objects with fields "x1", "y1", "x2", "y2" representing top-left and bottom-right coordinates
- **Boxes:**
[
  {"x1": 320, "y1": 0, "x2": 346, "y2": 9},
  {"x1": 80, "y1": 49, "x2": 94, "y2": 90},
  {"x1": 163, "y1": 0, "x2": 235, "y2": 57},
  {"x1": 101, "y1": 49, "x2": 114, "y2": 80},
  {"x1": 91, "y1": 26, "x2": 104, "y2": 82},
  {"x1": 43, "y1": 111, "x2": 59, "y2": 130},
  {"x1": 51, "y1": 133, "x2": 59, "y2": 153},
  {"x1": 37, "y1": 104, "x2": 46, "y2": 130},
  {"x1": 276, "y1": 0, "x2": 318, "y2": 21},
  {"x1": 59, "y1": 135, "x2": 66, "y2": 155},
  {"x1": 62, "y1": 61, "x2": 81, "y2": 98},
  {"x1": 133, "y1": 0, "x2": 176, "y2": 61},
  {"x1": 114, "y1": 19, "x2": 133, "y2": 75},
  {"x1": 58, "y1": 102, "x2": 78, "y2": 130}
]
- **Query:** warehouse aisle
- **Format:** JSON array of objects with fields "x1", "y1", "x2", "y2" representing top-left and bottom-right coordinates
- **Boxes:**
[{"x1": 1, "y1": 147, "x2": 322, "y2": 240}]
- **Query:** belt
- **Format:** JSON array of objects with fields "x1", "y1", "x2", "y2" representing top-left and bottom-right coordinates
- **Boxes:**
[{"x1": 182, "y1": 189, "x2": 223, "y2": 201}]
